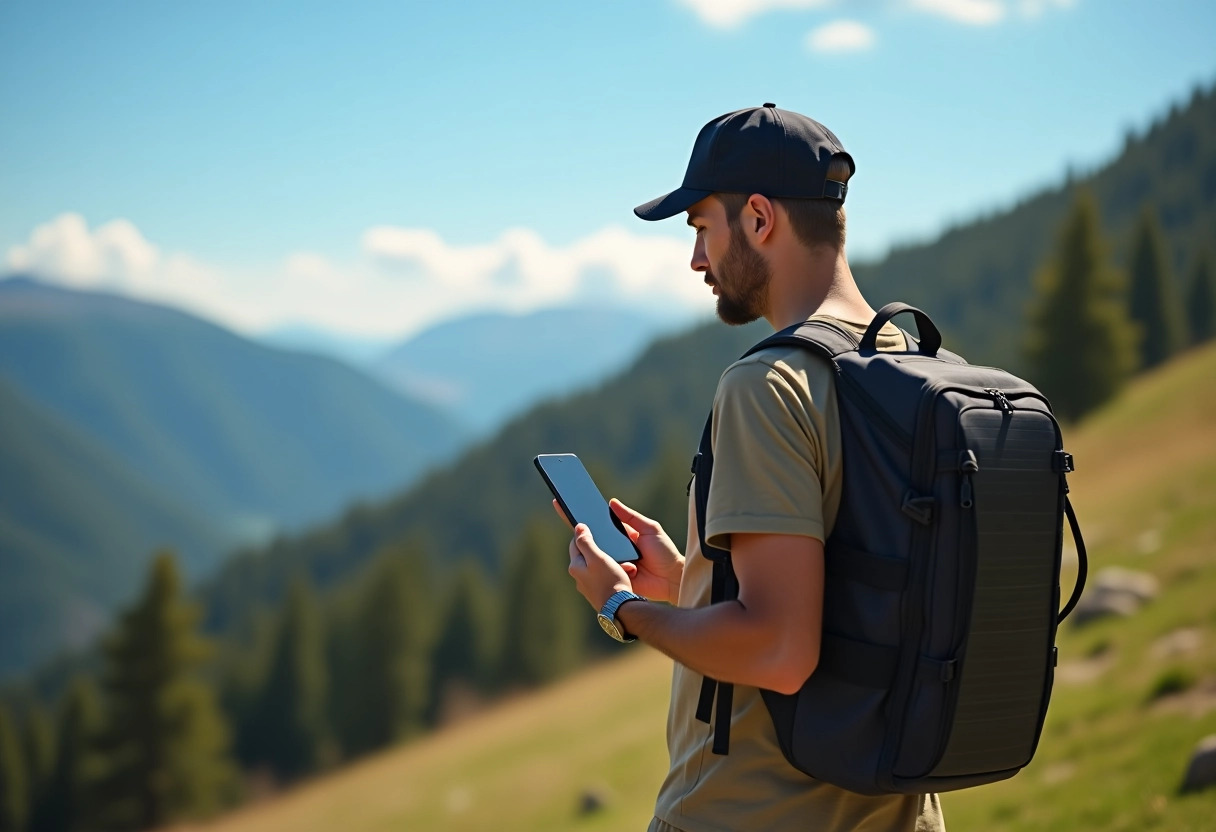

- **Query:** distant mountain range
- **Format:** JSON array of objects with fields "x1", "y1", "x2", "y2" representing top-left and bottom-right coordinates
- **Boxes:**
[
  {"x1": 258, "y1": 323, "x2": 397, "y2": 367},
  {"x1": 0, "y1": 278, "x2": 467, "y2": 675},
  {"x1": 372, "y1": 306, "x2": 688, "y2": 435}
]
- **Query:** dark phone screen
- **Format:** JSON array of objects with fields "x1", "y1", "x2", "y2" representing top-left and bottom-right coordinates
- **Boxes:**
[{"x1": 534, "y1": 454, "x2": 640, "y2": 563}]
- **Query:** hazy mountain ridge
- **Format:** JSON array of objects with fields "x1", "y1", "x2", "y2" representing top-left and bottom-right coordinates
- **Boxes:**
[
  {"x1": 0, "y1": 277, "x2": 469, "y2": 674},
  {"x1": 374, "y1": 305, "x2": 691, "y2": 435}
]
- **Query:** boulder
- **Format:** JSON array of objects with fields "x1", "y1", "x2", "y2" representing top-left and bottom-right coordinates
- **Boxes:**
[
  {"x1": 578, "y1": 788, "x2": 609, "y2": 816},
  {"x1": 1095, "y1": 567, "x2": 1159, "y2": 602},
  {"x1": 1180, "y1": 734, "x2": 1216, "y2": 793},
  {"x1": 1071, "y1": 567, "x2": 1159, "y2": 627}
]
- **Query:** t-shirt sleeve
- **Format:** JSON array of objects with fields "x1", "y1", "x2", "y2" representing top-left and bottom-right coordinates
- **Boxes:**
[{"x1": 704, "y1": 356, "x2": 826, "y2": 551}]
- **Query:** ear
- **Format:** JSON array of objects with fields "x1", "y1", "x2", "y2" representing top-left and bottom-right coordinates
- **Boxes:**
[{"x1": 745, "y1": 194, "x2": 776, "y2": 244}]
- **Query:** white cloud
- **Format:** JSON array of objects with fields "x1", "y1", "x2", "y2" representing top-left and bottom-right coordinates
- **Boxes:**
[
  {"x1": 906, "y1": 0, "x2": 1005, "y2": 25},
  {"x1": 4, "y1": 214, "x2": 711, "y2": 340},
  {"x1": 360, "y1": 224, "x2": 708, "y2": 331},
  {"x1": 806, "y1": 19, "x2": 876, "y2": 52},
  {"x1": 676, "y1": 0, "x2": 832, "y2": 29},
  {"x1": 676, "y1": 0, "x2": 1076, "y2": 30},
  {"x1": 5, "y1": 213, "x2": 159, "y2": 287}
]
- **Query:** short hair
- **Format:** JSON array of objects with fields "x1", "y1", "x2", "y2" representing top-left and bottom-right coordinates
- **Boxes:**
[{"x1": 715, "y1": 154, "x2": 853, "y2": 250}]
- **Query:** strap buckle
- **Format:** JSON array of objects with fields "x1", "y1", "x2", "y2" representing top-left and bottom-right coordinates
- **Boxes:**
[
  {"x1": 1053, "y1": 450, "x2": 1075, "y2": 474},
  {"x1": 901, "y1": 491, "x2": 936, "y2": 525}
]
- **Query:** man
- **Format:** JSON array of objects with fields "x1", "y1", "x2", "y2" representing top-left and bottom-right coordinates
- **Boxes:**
[{"x1": 564, "y1": 105, "x2": 945, "y2": 831}]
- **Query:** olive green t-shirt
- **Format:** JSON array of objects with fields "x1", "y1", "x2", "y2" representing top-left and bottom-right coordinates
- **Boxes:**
[{"x1": 651, "y1": 316, "x2": 945, "y2": 832}]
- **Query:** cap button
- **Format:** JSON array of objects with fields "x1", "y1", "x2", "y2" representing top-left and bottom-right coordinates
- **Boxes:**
[{"x1": 763, "y1": 102, "x2": 776, "y2": 108}]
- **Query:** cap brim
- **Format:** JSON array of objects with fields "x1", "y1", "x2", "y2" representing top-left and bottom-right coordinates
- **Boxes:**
[{"x1": 633, "y1": 186, "x2": 713, "y2": 222}]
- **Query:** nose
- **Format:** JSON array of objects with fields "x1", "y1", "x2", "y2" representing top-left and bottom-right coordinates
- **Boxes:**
[{"x1": 690, "y1": 235, "x2": 708, "y2": 273}]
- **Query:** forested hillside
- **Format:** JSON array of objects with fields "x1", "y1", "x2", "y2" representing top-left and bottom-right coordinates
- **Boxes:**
[
  {"x1": 854, "y1": 83, "x2": 1216, "y2": 369},
  {"x1": 199, "y1": 318, "x2": 766, "y2": 632},
  {"x1": 0, "y1": 378, "x2": 228, "y2": 672}
]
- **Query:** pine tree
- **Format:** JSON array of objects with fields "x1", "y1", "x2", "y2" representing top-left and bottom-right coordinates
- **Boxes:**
[
  {"x1": 501, "y1": 518, "x2": 587, "y2": 687},
  {"x1": 1127, "y1": 206, "x2": 1185, "y2": 367},
  {"x1": 93, "y1": 552, "x2": 235, "y2": 829},
  {"x1": 430, "y1": 560, "x2": 499, "y2": 721},
  {"x1": 253, "y1": 575, "x2": 330, "y2": 781},
  {"x1": 0, "y1": 704, "x2": 28, "y2": 832},
  {"x1": 1026, "y1": 190, "x2": 1138, "y2": 422},
  {"x1": 1185, "y1": 250, "x2": 1216, "y2": 345},
  {"x1": 43, "y1": 677, "x2": 102, "y2": 832},
  {"x1": 340, "y1": 547, "x2": 435, "y2": 756},
  {"x1": 21, "y1": 704, "x2": 54, "y2": 832}
]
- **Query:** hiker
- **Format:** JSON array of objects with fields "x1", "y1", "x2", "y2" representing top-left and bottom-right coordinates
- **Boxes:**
[{"x1": 564, "y1": 105, "x2": 946, "y2": 831}]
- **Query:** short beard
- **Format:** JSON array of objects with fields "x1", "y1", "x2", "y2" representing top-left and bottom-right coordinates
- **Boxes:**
[{"x1": 710, "y1": 220, "x2": 771, "y2": 326}]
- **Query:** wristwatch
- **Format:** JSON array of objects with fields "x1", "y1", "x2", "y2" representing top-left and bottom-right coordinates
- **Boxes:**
[{"x1": 598, "y1": 590, "x2": 645, "y2": 643}]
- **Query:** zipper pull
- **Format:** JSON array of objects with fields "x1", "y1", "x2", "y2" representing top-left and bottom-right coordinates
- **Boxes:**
[
  {"x1": 959, "y1": 450, "x2": 978, "y2": 508},
  {"x1": 984, "y1": 387, "x2": 1013, "y2": 413}
]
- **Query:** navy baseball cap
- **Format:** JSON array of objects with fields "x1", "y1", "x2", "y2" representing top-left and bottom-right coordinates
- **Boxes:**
[{"x1": 634, "y1": 103, "x2": 854, "y2": 222}]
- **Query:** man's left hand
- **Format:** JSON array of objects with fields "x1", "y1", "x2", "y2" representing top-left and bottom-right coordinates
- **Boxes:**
[{"x1": 568, "y1": 524, "x2": 634, "y2": 611}]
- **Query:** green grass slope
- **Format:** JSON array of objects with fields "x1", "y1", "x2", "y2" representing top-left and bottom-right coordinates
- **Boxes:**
[{"x1": 192, "y1": 342, "x2": 1216, "y2": 832}]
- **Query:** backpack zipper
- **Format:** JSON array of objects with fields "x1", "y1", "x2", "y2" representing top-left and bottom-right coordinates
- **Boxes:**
[{"x1": 984, "y1": 388, "x2": 1013, "y2": 413}]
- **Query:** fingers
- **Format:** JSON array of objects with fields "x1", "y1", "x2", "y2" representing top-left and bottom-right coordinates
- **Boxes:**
[
  {"x1": 610, "y1": 498, "x2": 662, "y2": 535},
  {"x1": 551, "y1": 499, "x2": 574, "y2": 530}
]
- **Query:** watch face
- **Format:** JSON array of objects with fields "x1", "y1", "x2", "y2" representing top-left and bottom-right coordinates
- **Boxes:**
[{"x1": 597, "y1": 612, "x2": 623, "y2": 642}]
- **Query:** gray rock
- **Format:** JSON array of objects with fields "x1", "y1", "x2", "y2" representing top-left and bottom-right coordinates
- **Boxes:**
[
  {"x1": 578, "y1": 788, "x2": 609, "y2": 816},
  {"x1": 1095, "y1": 567, "x2": 1159, "y2": 602},
  {"x1": 1071, "y1": 567, "x2": 1159, "y2": 627},
  {"x1": 1180, "y1": 734, "x2": 1216, "y2": 793}
]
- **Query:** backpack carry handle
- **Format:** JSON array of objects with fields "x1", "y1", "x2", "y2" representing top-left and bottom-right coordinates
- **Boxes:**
[{"x1": 861, "y1": 302, "x2": 942, "y2": 356}]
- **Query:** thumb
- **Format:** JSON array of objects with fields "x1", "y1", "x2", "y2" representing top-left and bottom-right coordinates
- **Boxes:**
[
  {"x1": 575, "y1": 524, "x2": 611, "y2": 564},
  {"x1": 610, "y1": 498, "x2": 662, "y2": 535}
]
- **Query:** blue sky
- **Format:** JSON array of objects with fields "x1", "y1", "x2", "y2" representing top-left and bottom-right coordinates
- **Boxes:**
[{"x1": 1, "y1": 0, "x2": 1214, "y2": 339}]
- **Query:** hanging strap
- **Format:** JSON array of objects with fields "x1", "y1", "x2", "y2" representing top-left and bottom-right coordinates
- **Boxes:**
[{"x1": 1058, "y1": 497, "x2": 1088, "y2": 623}]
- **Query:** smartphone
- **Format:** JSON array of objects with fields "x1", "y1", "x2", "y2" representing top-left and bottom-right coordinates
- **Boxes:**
[{"x1": 534, "y1": 454, "x2": 640, "y2": 563}]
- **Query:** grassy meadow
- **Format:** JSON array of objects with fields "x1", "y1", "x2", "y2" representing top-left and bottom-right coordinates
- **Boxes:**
[{"x1": 190, "y1": 342, "x2": 1216, "y2": 832}]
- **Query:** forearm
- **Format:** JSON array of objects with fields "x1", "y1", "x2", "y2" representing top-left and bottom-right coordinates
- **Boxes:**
[{"x1": 616, "y1": 597, "x2": 816, "y2": 695}]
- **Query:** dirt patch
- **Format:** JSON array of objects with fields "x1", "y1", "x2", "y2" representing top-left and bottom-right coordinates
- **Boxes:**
[
  {"x1": 1040, "y1": 761, "x2": 1076, "y2": 785},
  {"x1": 1057, "y1": 653, "x2": 1116, "y2": 685},
  {"x1": 1150, "y1": 627, "x2": 1203, "y2": 660}
]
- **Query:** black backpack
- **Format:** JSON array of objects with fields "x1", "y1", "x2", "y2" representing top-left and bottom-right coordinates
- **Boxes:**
[{"x1": 691, "y1": 303, "x2": 1088, "y2": 796}]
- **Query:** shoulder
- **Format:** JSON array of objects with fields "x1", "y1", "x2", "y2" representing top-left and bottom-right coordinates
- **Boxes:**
[
  {"x1": 716, "y1": 344, "x2": 833, "y2": 401},
  {"x1": 711, "y1": 345, "x2": 837, "y2": 439}
]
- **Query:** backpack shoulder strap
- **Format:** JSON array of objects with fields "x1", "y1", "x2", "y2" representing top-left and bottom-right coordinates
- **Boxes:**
[
  {"x1": 741, "y1": 318, "x2": 859, "y2": 363},
  {"x1": 692, "y1": 318, "x2": 861, "y2": 754}
]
